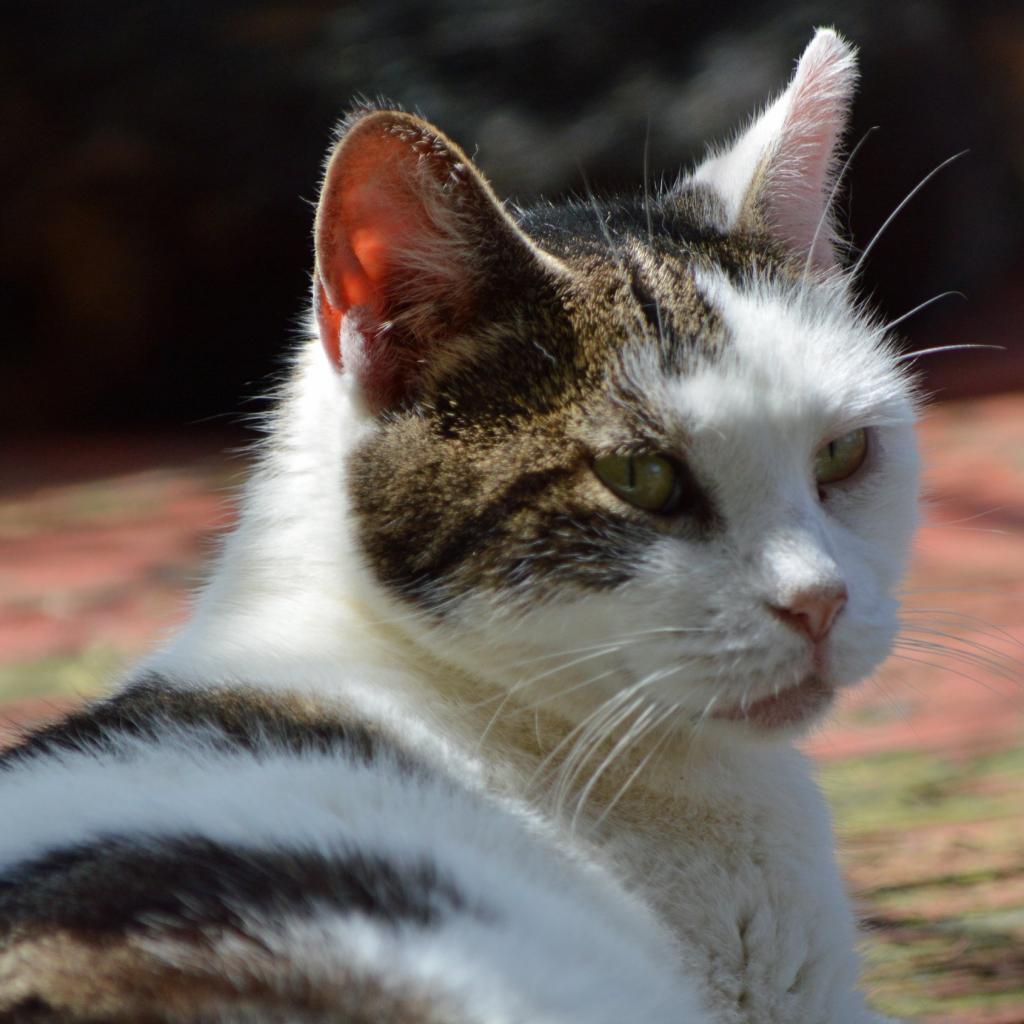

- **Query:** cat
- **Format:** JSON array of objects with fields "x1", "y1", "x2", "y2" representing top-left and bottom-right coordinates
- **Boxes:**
[{"x1": 0, "y1": 27, "x2": 915, "y2": 1024}]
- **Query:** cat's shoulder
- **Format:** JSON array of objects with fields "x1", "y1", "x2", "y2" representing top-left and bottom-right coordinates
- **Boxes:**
[{"x1": 0, "y1": 678, "x2": 706, "y2": 1023}]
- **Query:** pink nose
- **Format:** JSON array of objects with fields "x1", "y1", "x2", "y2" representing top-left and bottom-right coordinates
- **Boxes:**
[{"x1": 768, "y1": 584, "x2": 848, "y2": 642}]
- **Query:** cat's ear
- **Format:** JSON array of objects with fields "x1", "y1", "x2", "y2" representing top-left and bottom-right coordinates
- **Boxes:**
[
  {"x1": 314, "y1": 107, "x2": 561, "y2": 411},
  {"x1": 690, "y1": 28, "x2": 858, "y2": 270}
]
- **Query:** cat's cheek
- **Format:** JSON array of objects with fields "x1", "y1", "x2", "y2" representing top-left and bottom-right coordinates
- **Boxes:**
[
  {"x1": 827, "y1": 596, "x2": 900, "y2": 686},
  {"x1": 825, "y1": 426, "x2": 920, "y2": 576}
]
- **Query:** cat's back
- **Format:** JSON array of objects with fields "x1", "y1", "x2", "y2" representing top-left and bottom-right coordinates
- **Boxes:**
[{"x1": 0, "y1": 677, "x2": 702, "y2": 1024}]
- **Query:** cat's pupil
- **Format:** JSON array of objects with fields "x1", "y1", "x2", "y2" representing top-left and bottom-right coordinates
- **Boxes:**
[{"x1": 814, "y1": 428, "x2": 869, "y2": 486}]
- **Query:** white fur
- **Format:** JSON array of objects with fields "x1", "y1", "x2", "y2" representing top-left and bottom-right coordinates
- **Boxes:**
[{"x1": 2, "y1": 731, "x2": 705, "y2": 1022}]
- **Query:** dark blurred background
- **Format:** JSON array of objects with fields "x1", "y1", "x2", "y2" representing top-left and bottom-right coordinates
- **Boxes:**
[{"x1": 3, "y1": 0, "x2": 1023, "y2": 436}]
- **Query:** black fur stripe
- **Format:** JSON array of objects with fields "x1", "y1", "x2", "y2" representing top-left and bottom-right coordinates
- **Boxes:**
[
  {"x1": 0, "y1": 834, "x2": 470, "y2": 938},
  {"x1": 628, "y1": 271, "x2": 665, "y2": 337},
  {"x1": 500, "y1": 506, "x2": 647, "y2": 592},
  {"x1": 0, "y1": 676, "x2": 417, "y2": 772},
  {"x1": 422, "y1": 464, "x2": 579, "y2": 581},
  {"x1": 0, "y1": 998, "x2": 128, "y2": 1024},
  {"x1": 1, "y1": 996, "x2": 453, "y2": 1024},
  {"x1": 361, "y1": 461, "x2": 583, "y2": 604}
]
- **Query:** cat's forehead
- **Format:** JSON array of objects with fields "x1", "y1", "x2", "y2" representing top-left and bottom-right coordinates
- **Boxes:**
[
  {"x1": 613, "y1": 269, "x2": 912, "y2": 452},
  {"x1": 546, "y1": 237, "x2": 732, "y2": 390}
]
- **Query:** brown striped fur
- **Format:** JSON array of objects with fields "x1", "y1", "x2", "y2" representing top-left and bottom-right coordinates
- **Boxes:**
[
  {"x1": 1, "y1": 928, "x2": 452, "y2": 1023},
  {"x1": 346, "y1": 193, "x2": 781, "y2": 609},
  {"x1": 320, "y1": 109, "x2": 803, "y2": 612},
  {"x1": 0, "y1": 677, "x2": 415, "y2": 772}
]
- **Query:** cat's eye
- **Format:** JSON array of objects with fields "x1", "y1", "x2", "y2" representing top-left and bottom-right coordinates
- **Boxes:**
[
  {"x1": 814, "y1": 428, "x2": 868, "y2": 486},
  {"x1": 593, "y1": 453, "x2": 685, "y2": 515}
]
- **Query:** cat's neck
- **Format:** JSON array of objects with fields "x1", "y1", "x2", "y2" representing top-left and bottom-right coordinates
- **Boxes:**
[{"x1": 149, "y1": 343, "x2": 371, "y2": 677}]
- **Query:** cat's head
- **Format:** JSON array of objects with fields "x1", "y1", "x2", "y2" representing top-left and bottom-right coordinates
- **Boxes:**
[{"x1": 312, "y1": 29, "x2": 920, "y2": 741}]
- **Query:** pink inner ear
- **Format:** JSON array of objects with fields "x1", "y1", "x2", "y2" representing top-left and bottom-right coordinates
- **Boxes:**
[
  {"x1": 314, "y1": 275, "x2": 344, "y2": 369},
  {"x1": 315, "y1": 227, "x2": 389, "y2": 369},
  {"x1": 349, "y1": 226, "x2": 393, "y2": 287},
  {"x1": 768, "y1": 32, "x2": 857, "y2": 268},
  {"x1": 314, "y1": 121, "x2": 446, "y2": 376}
]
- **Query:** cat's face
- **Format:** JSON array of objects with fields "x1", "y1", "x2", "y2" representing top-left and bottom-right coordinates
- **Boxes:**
[{"x1": 315, "y1": 30, "x2": 920, "y2": 739}]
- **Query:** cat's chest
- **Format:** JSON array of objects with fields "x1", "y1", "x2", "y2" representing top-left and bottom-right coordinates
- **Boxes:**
[{"x1": 596, "y1": 768, "x2": 867, "y2": 1023}]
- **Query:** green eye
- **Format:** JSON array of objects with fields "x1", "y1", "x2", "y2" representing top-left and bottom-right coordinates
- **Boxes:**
[
  {"x1": 593, "y1": 453, "x2": 683, "y2": 514},
  {"x1": 814, "y1": 428, "x2": 868, "y2": 485}
]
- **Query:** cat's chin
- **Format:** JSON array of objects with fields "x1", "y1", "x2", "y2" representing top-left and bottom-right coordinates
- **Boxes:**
[{"x1": 708, "y1": 675, "x2": 835, "y2": 736}]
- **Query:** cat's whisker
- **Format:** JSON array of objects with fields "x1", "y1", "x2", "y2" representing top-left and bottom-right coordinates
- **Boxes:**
[
  {"x1": 476, "y1": 665, "x2": 624, "y2": 749},
  {"x1": 922, "y1": 506, "x2": 1007, "y2": 528},
  {"x1": 802, "y1": 125, "x2": 877, "y2": 287},
  {"x1": 899, "y1": 618, "x2": 1024, "y2": 665},
  {"x1": 619, "y1": 625, "x2": 717, "y2": 637},
  {"x1": 641, "y1": 125, "x2": 668, "y2": 346},
  {"x1": 498, "y1": 641, "x2": 625, "y2": 674},
  {"x1": 569, "y1": 698, "x2": 659, "y2": 832},
  {"x1": 738, "y1": 676, "x2": 756, "y2": 714},
  {"x1": 462, "y1": 656, "x2": 590, "y2": 717},
  {"x1": 498, "y1": 625, "x2": 713, "y2": 673},
  {"x1": 883, "y1": 291, "x2": 966, "y2": 333},
  {"x1": 575, "y1": 699, "x2": 680, "y2": 833},
  {"x1": 469, "y1": 623, "x2": 716, "y2": 739},
  {"x1": 895, "y1": 343, "x2": 1004, "y2": 365},
  {"x1": 889, "y1": 649, "x2": 1024, "y2": 707},
  {"x1": 563, "y1": 697, "x2": 655, "y2": 817},
  {"x1": 884, "y1": 647, "x2": 954, "y2": 704},
  {"x1": 471, "y1": 625, "x2": 716, "y2": 723},
  {"x1": 642, "y1": 121, "x2": 655, "y2": 250},
  {"x1": 888, "y1": 649, "x2": 997, "y2": 697},
  {"x1": 475, "y1": 651, "x2": 624, "y2": 748},
  {"x1": 683, "y1": 688, "x2": 724, "y2": 769},
  {"x1": 865, "y1": 669, "x2": 926, "y2": 718},
  {"x1": 522, "y1": 667, "x2": 624, "y2": 713},
  {"x1": 589, "y1": 703, "x2": 682, "y2": 833},
  {"x1": 899, "y1": 623, "x2": 1024, "y2": 670},
  {"x1": 550, "y1": 691, "x2": 639, "y2": 817},
  {"x1": 899, "y1": 585, "x2": 1008, "y2": 598},
  {"x1": 528, "y1": 687, "x2": 634, "y2": 796},
  {"x1": 678, "y1": 691, "x2": 718, "y2": 763},
  {"x1": 851, "y1": 150, "x2": 968, "y2": 278},
  {"x1": 560, "y1": 686, "x2": 648, "y2": 783},
  {"x1": 893, "y1": 635, "x2": 1024, "y2": 690},
  {"x1": 695, "y1": 692, "x2": 721, "y2": 730},
  {"x1": 542, "y1": 664, "x2": 676, "y2": 813},
  {"x1": 593, "y1": 700, "x2": 679, "y2": 819},
  {"x1": 899, "y1": 607, "x2": 1024, "y2": 651},
  {"x1": 902, "y1": 616, "x2": 1023, "y2": 650}
]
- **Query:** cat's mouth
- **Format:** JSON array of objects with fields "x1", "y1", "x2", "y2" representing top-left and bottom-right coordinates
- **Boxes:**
[{"x1": 710, "y1": 675, "x2": 834, "y2": 732}]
